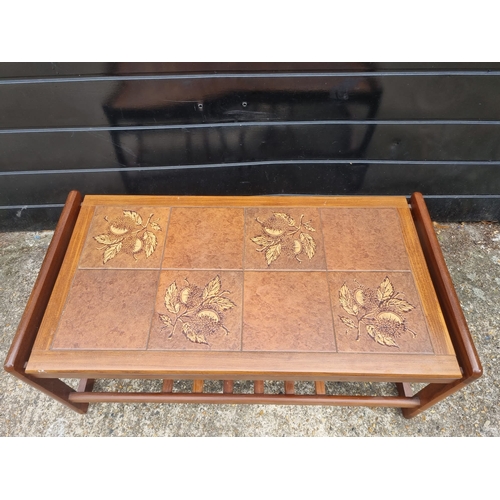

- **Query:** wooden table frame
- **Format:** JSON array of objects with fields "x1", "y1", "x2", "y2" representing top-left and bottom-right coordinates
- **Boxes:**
[{"x1": 4, "y1": 191, "x2": 482, "y2": 418}]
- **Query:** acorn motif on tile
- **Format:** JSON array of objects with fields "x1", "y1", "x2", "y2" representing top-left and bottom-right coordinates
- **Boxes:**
[
  {"x1": 338, "y1": 276, "x2": 417, "y2": 348},
  {"x1": 251, "y1": 212, "x2": 316, "y2": 266},
  {"x1": 158, "y1": 275, "x2": 236, "y2": 346},
  {"x1": 94, "y1": 210, "x2": 162, "y2": 263}
]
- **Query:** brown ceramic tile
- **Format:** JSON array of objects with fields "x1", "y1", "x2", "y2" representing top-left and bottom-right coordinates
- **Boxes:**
[
  {"x1": 51, "y1": 269, "x2": 159, "y2": 350},
  {"x1": 148, "y1": 270, "x2": 243, "y2": 351},
  {"x1": 328, "y1": 271, "x2": 433, "y2": 354},
  {"x1": 244, "y1": 208, "x2": 327, "y2": 270},
  {"x1": 320, "y1": 208, "x2": 410, "y2": 270},
  {"x1": 79, "y1": 206, "x2": 170, "y2": 269},
  {"x1": 242, "y1": 272, "x2": 336, "y2": 352},
  {"x1": 162, "y1": 208, "x2": 244, "y2": 269}
]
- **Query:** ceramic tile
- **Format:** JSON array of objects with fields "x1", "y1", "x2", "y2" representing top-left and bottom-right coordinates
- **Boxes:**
[
  {"x1": 242, "y1": 271, "x2": 336, "y2": 352},
  {"x1": 148, "y1": 270, "x2": 243, "y2": 351},
  {"x1": 244, "y1": 207, "x2": 327, "y2": 270},
  {"x1": 79, "y1": 206, "x2": 170, "y2": 269},
  {"x1": 328, "y1": 271, "x2": 433, "y2": 353},
  {"x1": 51, "y1": 269, "x2": 159, "y2": 350},
  {"x1": 320, "y1": 208, "x2": 410, "y2": 270},
  {"x1": 162, "y1": 207, "x2": 244, "y2": 269}
]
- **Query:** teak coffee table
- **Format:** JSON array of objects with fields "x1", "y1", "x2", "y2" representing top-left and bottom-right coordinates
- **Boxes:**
[{"x1": 5, "y1": 192, "x2": 482, "y2": 418}]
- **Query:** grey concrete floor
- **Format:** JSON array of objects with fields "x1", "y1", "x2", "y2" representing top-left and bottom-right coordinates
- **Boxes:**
[{"x1": 0, "y1": 222, "x2": 499, "y2": 436}]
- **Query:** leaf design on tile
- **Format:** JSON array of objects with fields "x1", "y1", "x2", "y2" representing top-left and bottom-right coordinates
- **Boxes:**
[
  {"x1": 143, "y1": 231, "x2": 157, "y2": 258},
  {"x1": 302, "y1": 220, "x2": 316, "y2": 232},
  {"x1": 159, "y1": 275, "x2": 236, "y2": 346},
  {"x1": 94, "y1": 210, "x2": 162, "y2": 263},
  {"x1": 103, "y1": 242, "x2": 122, "y2": 264},
  {"x1": 265, "y1": 243, "x2": 281, "y2": 266},
  {"x1": 300, "y1": 233, "x2": 316, "y2": 260},
  {"x1": 159, "y1": 314, "x2": 172, "y2": 327},
  {"x1": 252, "y1": 212, "x2": 317, "y2": 265},
  {"x1": 123, "y1": 210, "x2": 143, "y2": 226},
  {"x1": 338, "y1": 277, "x2": 417, "y2": 348},
  {"x1": 377, "y1": 276, "x2": 394, "y2": 301},
  {"x1": 273, "y1": 212, "x2": 296, "y2": 226},
  {"x1": 339, "y1": 284, "x2": 358, "y2": 316},
  {"x1": 164, "y1": 282, "x2": 180, "y2": 314},
  {"x1": 183, "y1": 323, "x2": 208, "y2": 345},
  {"x1": 207, "y1": 295, "x2": 237, "y2": 311},
  {"x1": 339, "y1": 316, "x2": 356, "y2": 329},
  {"x1": 94, "y1": 234, "x2": 121, "y2": 245},
  {"x1": 203, "y1": 275, "x2": 221, "y2": 300}
]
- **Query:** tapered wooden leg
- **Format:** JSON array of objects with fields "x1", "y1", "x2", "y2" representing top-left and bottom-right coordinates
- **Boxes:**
[
  {"x1": 6, "y1": 371, "x2": 90, "y2": 414},
  {"x1": 3, "y1": 191, "x2": 88, "y2": 414},
  {"x1": 402, "y1": 379, "x2": 473, "y2": 419}
]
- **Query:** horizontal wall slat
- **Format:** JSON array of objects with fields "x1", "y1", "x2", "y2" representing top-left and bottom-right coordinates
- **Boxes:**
[
  {"x1": 3, "y1": 75, "x2": 500, "y2": 128},
  {"x1": 3, "y1": 62, "x2": 500, "y2": 79},
  {"x1": 1, "y1": 163, "x2": 499, "y2": 207},
  {"x1": 2, "y1": 124, "x2": 500, "y2": 173}
]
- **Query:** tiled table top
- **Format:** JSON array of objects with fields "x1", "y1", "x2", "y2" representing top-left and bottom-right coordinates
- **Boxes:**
[{"x1": 26, "y1": 196, "x2": 462, "y2": 382}]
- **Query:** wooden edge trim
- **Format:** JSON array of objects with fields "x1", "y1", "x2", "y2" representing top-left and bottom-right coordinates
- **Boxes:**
[
  {"x1": 3, "y1": 190, "x2": 83, "y2": 373},
  {"x1": 69, "y1": 392, "x2": 421, "y2": 408},
  {"x1": 409, "y1": 192, "x2": 482, "y2": 380},
  {"x1": 82, "y1": 195, "x2": 409, "y2": 209}
]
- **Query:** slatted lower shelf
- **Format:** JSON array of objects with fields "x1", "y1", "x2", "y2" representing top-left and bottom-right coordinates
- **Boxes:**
[{"x1": 68, "y1": 379, "x2": 421, "y2": 408}]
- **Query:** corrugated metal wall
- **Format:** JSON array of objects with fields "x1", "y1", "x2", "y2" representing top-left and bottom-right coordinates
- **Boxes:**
[{"x1": 1, "y1": 62, "x2": 499, "y2": 228}]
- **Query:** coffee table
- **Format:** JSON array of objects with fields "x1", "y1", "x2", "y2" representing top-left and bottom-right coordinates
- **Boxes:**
[{"x1": 4, "y1": 191, "x2": 482, "y2": 418}]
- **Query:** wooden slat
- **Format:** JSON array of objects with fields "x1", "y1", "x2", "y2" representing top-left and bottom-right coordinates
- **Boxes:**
[
  {"x1": 285, "y1": 381, "x2": 295, "y2": 394},
  {"x1": 162, "y1": 379, "x2": 173, "y2": 393},
  {"x1": 192, "y1": 380, "x2": 204, "y2": 393},
  {"x1": 69, "y1": 392, "x2": 421, "y2": 408},
  {"x1": 223, "y1": 380, "x2": 234, "y2": 394},
  {"x1": 254, "y1": 380, "x2": 264, "y2": 394},
  {"x1": 315, "y1": 381, "x2": 326, "y2": 395}
]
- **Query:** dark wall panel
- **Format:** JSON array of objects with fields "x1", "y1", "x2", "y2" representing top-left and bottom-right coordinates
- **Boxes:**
[
  {"x1": 3, "y1": 75, "x2": 500, "y2": 129},
  {"x1": 2, "y1": 163, "x2": 500, "y2": 206},
  {"x1": 1, "y1": 63, "x2": 499, "y2": 227},
  {"x1": 2, "y1": 124, "x2": 500, "y2": 173}
]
